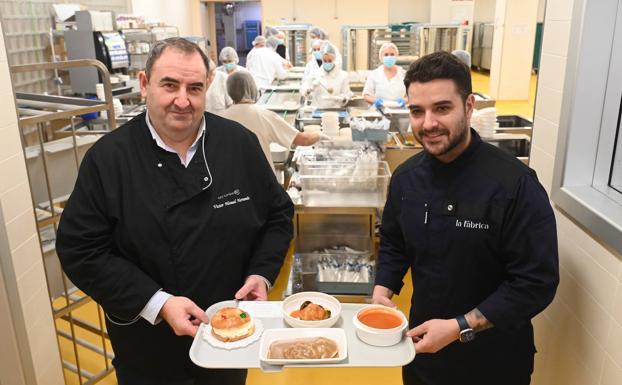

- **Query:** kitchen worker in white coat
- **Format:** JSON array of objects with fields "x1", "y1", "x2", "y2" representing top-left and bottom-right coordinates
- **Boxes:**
[
  {"x1": 221, "y1": 71, "x2": 326, "y2": 174},
  {"x1": 205, "y1": 58, "x2": 231, "y2": 116},
  {"x1": 300, "y1": 43, "x2": 352, "y2": 109},
  {"x1": 246, "y1": 36, "x2": 289, "y2": 90},
  {"x1": 217, "y1": 46, "x2": 246, "y2": 75},
  {"x1": 302, "y1": 39, "x2": 323, "y2": 82},
  {"x1": 363, "y1": 42, "x2": 407, "y2": 108}
]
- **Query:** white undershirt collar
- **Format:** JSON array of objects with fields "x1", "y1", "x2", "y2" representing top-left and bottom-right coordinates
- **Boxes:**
[{"x1": 145, "y1": 111, "x2": 205, "y2": 167}]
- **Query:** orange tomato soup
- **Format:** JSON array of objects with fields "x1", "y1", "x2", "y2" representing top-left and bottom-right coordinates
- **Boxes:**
[{"x1": 358, "y1": 308, "x2": 403, "y2": 329}]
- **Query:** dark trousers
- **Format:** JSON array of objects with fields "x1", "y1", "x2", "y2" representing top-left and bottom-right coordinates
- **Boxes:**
[{"x1": 114, "y1": 360, "x2": 247, "y2": 385}]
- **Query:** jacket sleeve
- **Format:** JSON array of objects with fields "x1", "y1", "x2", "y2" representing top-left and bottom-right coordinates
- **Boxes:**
[
  {"x1": 375, "y1": 174, "x2": 411, "y2": 294},
  {"x1": 56, "y1": 150, "x2": 161, "y2": 322},
  {"x1": 243, "y1": 133, "x2": 294, "y2": 284},
  {"x1": 477, "y1": 173, "x2": 560, "y2": 330}
]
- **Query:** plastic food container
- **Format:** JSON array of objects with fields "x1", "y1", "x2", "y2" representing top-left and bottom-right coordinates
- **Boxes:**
[
  {"x1": 281, "y1": 291, "x2": 341, "y2": 328},
  {"x1": 352, "y1": 305, "x2": 408, "y2": 347}
]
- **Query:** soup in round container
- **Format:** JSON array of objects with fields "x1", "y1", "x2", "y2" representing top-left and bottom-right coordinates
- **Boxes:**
[{"x1": 352, "y1": 305, "x2": 408, "y2": 347}]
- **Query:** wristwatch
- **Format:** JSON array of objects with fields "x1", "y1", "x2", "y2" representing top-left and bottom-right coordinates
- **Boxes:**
[{"x1": 456, "y1": 314, "x2": 476, "y2": 343}]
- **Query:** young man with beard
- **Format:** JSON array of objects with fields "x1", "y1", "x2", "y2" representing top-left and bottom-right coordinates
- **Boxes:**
[{"x1": 373, "y1": 51, "x2": 559, "y2": 385}]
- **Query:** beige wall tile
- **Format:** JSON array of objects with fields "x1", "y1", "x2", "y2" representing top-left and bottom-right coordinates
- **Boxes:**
[
  {"x1": 17, "y1": 260, "x2": 47, "y2": 308},
  {"x1": 531, "y1": 116, "x2": 559, "y2": 157},
  {"x1": 0, "y1": 91, "x2": 18, "y2": 127},
  {"x1": 5, "y1": 210, "x2": 37, "y2": 254},
  {"x1": 541, "y1": 20, "x2": 571, "y2": 57},
  {"x1": 613, "y1": 285, "x2": 622, "y2": 335},
  {"x1": 538, "y1": 53, "x2": 567, "y2": 92},
  {"x1": 35, "y1": 359, "x2": 64, "y2": 385},
  {"x1": 26, "y1": 314, "x2": 62, "y2": 382},
  {"x1": 528, "y1": 146, "x2": 554, "y2": 192},
  {"x1": 558, "y1": 231, "x2": 618, "y2": 312},
  {"x1": 605, "y1": 320, "x2": 622, "y2": 369},
  {"x1": 534, "y1": 85, "x2": 563, "y2": 126},
  {"x1": 552, "y1": 267, "x2": 609, "y2": 375},
  {"x1": 11, "y1": 235, "x2": 41, "y2": 280},
  {"x1": 0, "y1": 183, "x2": 32, "y2": 224},
  {"x1": 20, "y1": 286, "x2": 51, "y2": 333},
  {"x1": 0, "y1": 154, "x2": 29, "y2": 195},
  {"x1": 0, "y1": 123, "x2": 21, "y2": 153},
  {"x1": 545, "y1": 0, "x2": 575, "y2": 21},
  {"x1": 556, "y1": 212, "x2": 622, "y2": 279},
  {"x1": 601, "y1": 354, "x2": 622, "y2": 385}
]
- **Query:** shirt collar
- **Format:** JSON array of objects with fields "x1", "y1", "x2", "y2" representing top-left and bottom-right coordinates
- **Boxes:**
[{"x1": 145, "y1": 110, "x2": 205, "y2": 156}]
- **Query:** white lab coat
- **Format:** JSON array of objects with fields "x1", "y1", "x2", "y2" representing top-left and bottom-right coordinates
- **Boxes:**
[
  {"x1": 220, "y1": 104, "x2": 299, "y2": 172},
  {"x1": 362, "y1": 65, "x2": 406, "y2": 102},
  {"x1": 246, "y1": 47, "x2": 288, "y2": 89},
  {"x1": 301, "y1": 67, "x2": 352, "y2": 109},
  {"x1": 205, "y1": 70, "x2": 232, "y2": 116},
  {"x1": 303, "y1": 58, "x2": 321, "y2": 82}
]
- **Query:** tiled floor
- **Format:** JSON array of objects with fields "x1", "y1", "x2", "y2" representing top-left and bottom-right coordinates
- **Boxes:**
[{"x1": 56, "y1": 70, "x2": 538, "y2": 385}]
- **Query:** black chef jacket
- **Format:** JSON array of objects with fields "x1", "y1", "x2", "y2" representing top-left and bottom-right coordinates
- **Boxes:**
[
  {"x1": 375, "y1": 129, "x2": 559, "y2": 385},
  {"x1": 56, "y1": 112, "x2": 294, "y2": 379}
]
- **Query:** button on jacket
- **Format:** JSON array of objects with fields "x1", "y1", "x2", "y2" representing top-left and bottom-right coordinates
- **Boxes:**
[
  {"x1": 375, "y1": 130, "x2": 559, "y2": 385},
  {"x1": 56, "y1": 111, "x2": 294, "y2": 379}
]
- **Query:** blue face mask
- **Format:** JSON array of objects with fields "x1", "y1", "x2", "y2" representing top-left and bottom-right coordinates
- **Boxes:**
[
  {"x1": 323, "y1": 62, "x2": 335, "y2": 72},
  {"x1": 383, "y1": 56, "x2": 397, "y2": 67},
  {"x1": 313, "y1": 51, "x2": 322, "y2": 60},
  {"x1": 224, "y1": 63, "x2": 236, "y2": 71},
  {"x1": 277, "y1": 39, "x2": 285, "y2": 45}
]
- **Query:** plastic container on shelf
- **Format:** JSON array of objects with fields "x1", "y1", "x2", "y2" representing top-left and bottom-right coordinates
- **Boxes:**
[{"x1": 299, "y1": 161, "x2": 391, "y2": 207}]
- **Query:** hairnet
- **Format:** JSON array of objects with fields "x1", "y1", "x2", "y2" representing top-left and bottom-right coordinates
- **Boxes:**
[
  {"x1": 309, "y1": 27, "x2": 327, "y2": 40},
  {"x1": 219, "y1": 46, "x2": 239, "y2": 64},
  {"x1": 226, "y1": 71, "x2": 258, "y2": 103},
  {"x1": 378, "y1": 42, "x2": 399, "y2": 60},
  {"x1": 252, "y1": 35, "x2": 266, "y2": 47},
  {"x1": 311, "y1": 39, "x2": 323, "y2": 48},
  {"x1": 266, "y1": 36, "x2": 280, "y2": 50},
  {"x1": 265, "y1": 26, "x2": 279, "y2": 38},
  {"x1": 320, "y1": 42, "x2": 337, "y2": 58},
  {"x1": 452, "y1": 49, "x2": 472, "y2": 67}
]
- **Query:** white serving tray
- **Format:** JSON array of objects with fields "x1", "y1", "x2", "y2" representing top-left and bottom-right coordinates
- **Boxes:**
[
  {"x1": 189, "y1": 301, "x2": 415, "y2": 372},
  {"x1": 259, "y1": 328, "x2": 347, "y2": 365}
]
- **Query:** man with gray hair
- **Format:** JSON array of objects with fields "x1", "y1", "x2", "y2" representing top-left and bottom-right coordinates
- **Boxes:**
[{"x1": 56, "y1": 37, "x2": 294, "y2": 384}]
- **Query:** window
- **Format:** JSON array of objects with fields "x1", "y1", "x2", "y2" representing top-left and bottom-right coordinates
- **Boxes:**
[
  {"x1": 552, "y1": 0, "x2": 622, "y2": 255},
  {"x1": 610, "y1": 99, "x2": 622, "y2": 193}
]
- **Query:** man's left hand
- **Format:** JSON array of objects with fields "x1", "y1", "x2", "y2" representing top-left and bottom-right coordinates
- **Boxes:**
[
  {"x1": 235, "y1": 276, "x2": 268, "y2": 301},
  {"x1": 406, "y1": 319, "x2": 460, "y2": 353}
]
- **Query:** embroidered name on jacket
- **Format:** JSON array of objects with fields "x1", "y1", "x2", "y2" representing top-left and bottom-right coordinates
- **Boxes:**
[{"x1": 455, "y1": 219, "x2": 490, "y2": 230}]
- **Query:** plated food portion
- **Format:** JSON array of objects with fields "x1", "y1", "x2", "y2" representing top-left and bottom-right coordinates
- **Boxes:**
[
  {"x1": 352, "y1": 305, "x2": 408, "y2": 347},
  {"x1": 259, "y1": 328, "x2": 348, "y2": 365},
  {"x1": 211, "y1": 307, "x2": 255, "y2": 342},
  {"x1": 289, "y1": 301, "x2": 331, "y2": 321},
  {"x1": 281, "y1": 291, "x2": 342, "y2": 328}
]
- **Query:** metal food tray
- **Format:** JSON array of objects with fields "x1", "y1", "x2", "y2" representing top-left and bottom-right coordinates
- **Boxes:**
[{"x1": 189, "y1": 300, "x2": 415, "y2": 372}]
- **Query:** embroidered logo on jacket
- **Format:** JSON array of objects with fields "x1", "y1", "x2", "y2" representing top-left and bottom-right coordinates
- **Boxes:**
[{"x1": 455, "y1": 219, "x2": 489, "y2": 230}]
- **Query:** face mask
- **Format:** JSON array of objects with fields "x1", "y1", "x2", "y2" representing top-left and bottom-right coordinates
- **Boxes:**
[
  {"x1": 224, "y1": 63, "x2": 236, "y2": 71},
  {"x1": 383, "y1": 56, "x2": 397, "y2": 67},
  {"x1": 313, "y1": 51, "x2": 322, "y2": 60},
  {"x1": 323, "y1": 62, "x2": 335, "y2": 72},
  {"x1": 277, "y1": 39, "x2": 285, "y2": 45}
]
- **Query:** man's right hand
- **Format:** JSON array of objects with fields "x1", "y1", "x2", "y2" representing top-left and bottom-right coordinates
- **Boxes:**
[
  {"x1": 372, "y1": 285, "x2": 397, "y2": 308},
  {"x1": 159, "y1": 296, "x2": 209, "y2": 337}
]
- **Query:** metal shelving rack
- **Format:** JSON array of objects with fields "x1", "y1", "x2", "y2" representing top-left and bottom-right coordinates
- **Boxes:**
[
  {"x1": 11, "y1": 59, "x2": 117, "y2": 385},
  {"x1": 275, "y1": 24, "x2": 311, "y2": 67},
  {"x1": 342, "y1": 23, "x2": 463, "y2": 71}
]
